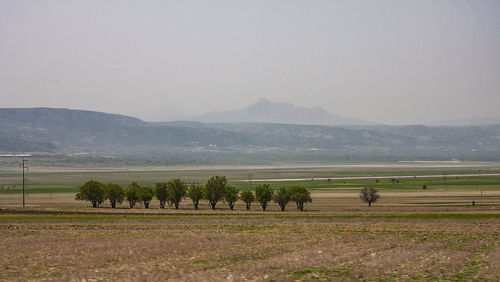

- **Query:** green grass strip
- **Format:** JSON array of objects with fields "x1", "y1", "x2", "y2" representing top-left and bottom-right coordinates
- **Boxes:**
[{"x1": 0, "y1": 213, "x2": 498, "y2": 221}]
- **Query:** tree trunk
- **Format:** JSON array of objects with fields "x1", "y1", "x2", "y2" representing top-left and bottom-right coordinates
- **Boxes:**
[
  {"x1": 229, "y1": 202, "x2": 234, "y2": 210},
  {"x1": 91, "y1": 201, "x2": 97, "y2": 208},
  {"x1": 210, "y1": 201, "x2": 216, "y2": 210},
  {"x1": 262, "y1": 203, "x2": 267, "y2": 211},
  {"x1": 194, "y1": 201, "x2": 198, "y2": 210},
  {"x1": 160, "y1": 201, "x2": 165, "y2": 209},
  {"x1": 111, "y1": 201, "x2": 116, "y2": 208},
  {"x1": 129, "y1": 201, "x2": 135, "y2": 208},
  {"x1": 368, "y1": 201, "x2": 371, "y2": 207},
  {"x1": 246, "y1": 203, "x2": 250, "y2": 210},
  {"x1": 175, "y1": 202, "x2": 180, "y2": 209},
  {"x1": 280, "y1": 204, "x2": 285, "y2": 211},
  {"x1": 144, "y1": 201, "x2": 150, "y2": 208}
]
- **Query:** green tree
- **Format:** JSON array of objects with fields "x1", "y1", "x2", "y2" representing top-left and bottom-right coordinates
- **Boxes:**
[
  {"x1": 240, "y1": 190, "x2": 255, "y2": 210},
  {"x1": 125, "y1": 182, "x2": 140, "y2": 208},
  {"x1": 137, "y1": 186, "x2": 154, "y2": 208},
  {"x1": 224, "y1": 186, "x2": 239, "y2": 210},
  {"x1": 204, "y1": 176, "x2": 227, "y2": 210},
  {"x1": 187, "y1": 184, "x2": 204, "y2": 210},
  {"x1": 273, "y1": 187, "x2": 291, "y2": 211},
  {"x1": 359, "y1": 187, "x2": 380, "y2": 207},
  {"x1": 255, "y1": 184, "x2": 274, "y2": 211},
  {"x1": 154, "y1": 182, "x2": 168, "y2": 208},
  {"x1": 290, "y1": 186, "x2": 312, "y2": 211},
  {"x1": 106, "y1": 183, "x2": 124, "y2": 208},
  {"x1": 167, "y1": 178, "x2": 187, "y2": 209},
  {"x1": 76, "y1": 180, "x2": 107, "y2": 208}
]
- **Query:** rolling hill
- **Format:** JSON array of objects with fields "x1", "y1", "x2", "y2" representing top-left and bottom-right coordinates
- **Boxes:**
[{"x1": 1, "y1": 108, "x2": 499, "y2": 162}]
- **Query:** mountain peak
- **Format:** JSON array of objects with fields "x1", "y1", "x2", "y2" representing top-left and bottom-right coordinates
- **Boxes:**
[
  {"x1": 255, "y1": 97, "x2": 272, "y2": 104},
  {"x1": 193, "y1": 99, "x2": 371, "y2": 125}
]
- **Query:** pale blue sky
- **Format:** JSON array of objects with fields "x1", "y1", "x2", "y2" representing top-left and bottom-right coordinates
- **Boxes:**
[{"x1": 1, "y1": 0, "x2": 499, "y2": 124}]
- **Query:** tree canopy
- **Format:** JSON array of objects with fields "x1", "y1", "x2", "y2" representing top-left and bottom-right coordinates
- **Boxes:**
[
  {"x1": 106, "y1": 183, "x2": 124, "y2": 208},
  {"x1": 187, "y1": 184, "x2": 204, "y2": 210},
  {"x1": 167, "y1": 178, "x2": 187, "y2": 209},
  {"x1": 359, "y1": 187, "x2": 380, "y2": 207},
  {"x1": 273, "y1": 187, "x2": 291, "y2": 211},
  {"x1": 154, "y1": 182, "x2": 168, "y2": 209},
  {"x1": 255, "y1": 184, "x2": 274, "y2": 211},
  {"x1": 76, "y1": 180, "x2": 107, "y2": 208},
  {"x1": 289, "y1": 186, "x2": 312, "y2": 211},
  {"x1": 224, "y1": 186, "x2": 239, "y2": 210},
  {"x1": 204, "y1": 176, "x2": 227, "y2": 210},
  {"x1": 240, "y1": 190, "x2": 256, "y2": 210},
  {"x1": 137, "y1": 186, "x2": 154, "y2": 208},
  {"x1": 125, "y1": 182, "x2": 140, "y2": 208}
]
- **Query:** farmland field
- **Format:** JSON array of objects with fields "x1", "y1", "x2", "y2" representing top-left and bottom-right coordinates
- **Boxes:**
[{"x1": 1, "y1": 162, "x2": 499, "y2": 281}]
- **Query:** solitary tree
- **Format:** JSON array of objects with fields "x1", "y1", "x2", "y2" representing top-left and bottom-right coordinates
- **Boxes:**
[
  {"x1": 106, "y1": 183, "x2": 124, "y2": 208},
  {"x1": 137, "y1": 186, "x2": 154, "y2": 208},
  {"x1": 125, "y1": 182, "x2": 140, "y2": 208},
  {"x1": 289, "y1": 186, "x2": 312, "y2": 211},
  {"x1": 76, "y1": 180, "x2": 107, "y2": 208},
  {"x1": 204, "y1": 176, "x2": 227, "y2": 210},
  {"x1": 167, "y1": 178, "x2": 187, "y2": 209},
  {"x1": 255, "y1": 184, "x2": 273, "y2": 211},
  {"x1": 359, "y1": 187, "x2": 380, "y2": 207},
  {"x1": 154, "y1": 182, "x2": 168, "y2": 209},
  {"x1": 273, "y1": 187, "x2": 291, "y2": 211},
  {"x1": 224, "y1": 186, "x2": 239, "y2": 210},
  {"x1": 240, "y1": 190, "x2": 256, "y2": 210},
  {"x1": 187, "y1": 184, "x2": 204, "y2": 210}
]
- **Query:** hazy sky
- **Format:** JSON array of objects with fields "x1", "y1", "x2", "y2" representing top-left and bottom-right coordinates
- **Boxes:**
[{"x1": 1, "y1": 0, "x2": 499, "y2": 124}]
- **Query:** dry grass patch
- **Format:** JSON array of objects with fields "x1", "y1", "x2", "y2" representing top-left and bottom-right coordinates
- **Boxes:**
[{"x1": 0, "y1": 216, "x2": 498, "y2": 281}]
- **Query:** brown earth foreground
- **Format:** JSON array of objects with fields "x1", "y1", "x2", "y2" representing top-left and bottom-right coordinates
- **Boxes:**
[{"x1": 0, "y1": 208, "x2": 499, "y2": 281}]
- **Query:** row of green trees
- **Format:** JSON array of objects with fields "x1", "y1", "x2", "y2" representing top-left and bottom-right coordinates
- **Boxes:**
[{"x1": 76, "y1": 176, "x2": 312, "y2": 211}]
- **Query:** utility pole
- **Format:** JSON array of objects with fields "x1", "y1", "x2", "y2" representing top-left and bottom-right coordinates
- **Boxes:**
[{"x1": 20, "y1": 158, "x2": 28, "y2": 208}]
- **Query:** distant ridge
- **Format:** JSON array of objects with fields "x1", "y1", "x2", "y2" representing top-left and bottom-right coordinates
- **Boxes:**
[
  {"x1": 191, "y1": 98, "x2": 371, "y2": 125},
  {"x1": 0, "y1": 108, "x2": 499, "y2": 163},
  {"x1": 429, "y1": 116, "x2": 500, "y2": 126}
]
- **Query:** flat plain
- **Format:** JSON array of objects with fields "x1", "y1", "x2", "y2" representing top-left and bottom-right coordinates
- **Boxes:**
[{"x1": 0, "y1": 162, "x2": 499, "y2": 281}]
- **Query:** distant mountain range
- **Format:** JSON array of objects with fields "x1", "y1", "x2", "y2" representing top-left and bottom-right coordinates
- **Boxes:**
[
  {"x1": 190, "y1": 98, "x2": 371, "y2": 125},
  {"x1": 1, "y1": 107, "x2": 499, "y2": 162}
]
